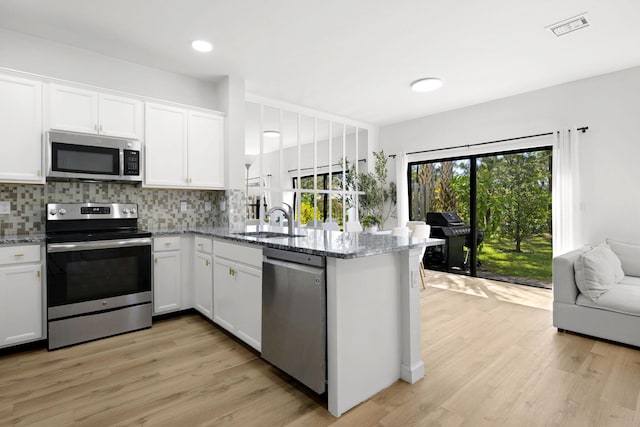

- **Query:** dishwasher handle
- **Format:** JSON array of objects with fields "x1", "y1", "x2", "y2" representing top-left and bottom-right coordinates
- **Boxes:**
[
  {"x1": 263, "y1": 255, "x2": 326, "y2": 276},
  {"x1": 263, "y1": 247, "x2": 325, "y2": 267}
]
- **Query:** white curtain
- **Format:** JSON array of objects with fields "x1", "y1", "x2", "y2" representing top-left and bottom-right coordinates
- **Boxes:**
[
  {"x1": 395, "y1": 152, "x2": 409, "y2": 228},
  {"x1": 552, "y1": 128, "x2": 581, "y2": 256}
]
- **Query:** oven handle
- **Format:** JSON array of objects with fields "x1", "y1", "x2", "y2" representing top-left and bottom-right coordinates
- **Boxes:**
[{"x1": 47, "y1": 237, "x2": 152, "y2": 253}]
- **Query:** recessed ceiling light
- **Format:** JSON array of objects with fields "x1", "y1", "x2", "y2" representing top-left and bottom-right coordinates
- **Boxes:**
[
  {"x1": 410, "y1": 77, "x2": 443, "y2": 93},
  {"x1": 192, "y1": 40, "x2": 213, "y2": 53},
  {"x1": 263, "y1": 130, "x2": 280, "y2": 138}
]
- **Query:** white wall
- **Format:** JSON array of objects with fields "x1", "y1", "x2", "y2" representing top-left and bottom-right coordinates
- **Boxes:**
[
  {"x1": 0, "y1": 28, "x2": 220, "y2": 110},
  {"x1": 380, "y1": 66, "x2": 640, "y2": 246},
  {"x1": 217, "y1": 75, "x2": 246, "y2": 190}
]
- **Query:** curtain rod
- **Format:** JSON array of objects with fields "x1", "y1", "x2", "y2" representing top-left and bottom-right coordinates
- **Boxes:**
[
  {"x1": 287, "y1": 158, "x2": 367, "y2": 173},
  {"x1": 388, "y1": 126, "x2": 589, "y2": 158}
]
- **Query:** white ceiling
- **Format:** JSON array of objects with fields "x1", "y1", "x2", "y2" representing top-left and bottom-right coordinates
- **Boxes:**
[{"x1": 1, "y1": 0, "x2": 639, "y2": 126}]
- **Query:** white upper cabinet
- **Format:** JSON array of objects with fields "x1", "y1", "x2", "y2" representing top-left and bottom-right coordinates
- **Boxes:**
[
  {"x1": 188, "y1": 111, "x2": 225, "y2": 188},
  {"x1": 0, "y1": 73, "x2": 43, "y2": 184},
  {"x1": 97, "y1": 93, "x2": 143, "y2": 139},
  {"x1": 49, "y1": 84, "x2": 142, "y2": 139},
  {"x1": 145, "y1": 102, "x2": 188, "y2": 187},
  {"x1": 145, "y1": 102, "x2": 225, "y2": 189}
]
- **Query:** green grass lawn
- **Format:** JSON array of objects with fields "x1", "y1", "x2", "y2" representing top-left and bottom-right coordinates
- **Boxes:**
[{"x1": 478, "y1": 234, "x2": 552, "y2": 283}]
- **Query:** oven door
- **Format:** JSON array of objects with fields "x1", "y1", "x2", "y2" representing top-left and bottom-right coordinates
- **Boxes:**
[{"x1": 46, "y1": 238, "x2": 152, "y2": 319}]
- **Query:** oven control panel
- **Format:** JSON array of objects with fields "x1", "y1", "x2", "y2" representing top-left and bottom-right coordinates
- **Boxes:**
[
  {"x1": 47, "y1": 203, "x2": 139, "y2": 220},
  {"x1": 81, "y1": 206, "x2": 110, "y2": 215}
]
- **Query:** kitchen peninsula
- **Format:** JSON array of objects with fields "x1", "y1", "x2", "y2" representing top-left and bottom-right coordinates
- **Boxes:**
[{"x1": 154, "y1": 226, "x2": 444, "y2": 417}]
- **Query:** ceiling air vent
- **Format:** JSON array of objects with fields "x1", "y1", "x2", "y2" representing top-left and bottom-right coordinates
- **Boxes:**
[{"x1": 547, "y1": 13, "x2": 590, "y2": 37}]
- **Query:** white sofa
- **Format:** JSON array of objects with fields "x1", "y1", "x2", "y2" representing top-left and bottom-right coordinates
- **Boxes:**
[{"x1": 553, "y1": 239, "x2": 640, "y2": 347}]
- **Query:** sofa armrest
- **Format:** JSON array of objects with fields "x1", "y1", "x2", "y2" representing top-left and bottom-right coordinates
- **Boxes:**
[{"x1": 553, "y1": 247, "x2": 589, "y2": 304}]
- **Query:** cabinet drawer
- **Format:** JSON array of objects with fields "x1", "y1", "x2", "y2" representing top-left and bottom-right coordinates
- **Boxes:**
[
  {"x1": 194, "y1": 236, "x2": 213, "y2": 254},
  {"x1": 153, "y1": 236, "x2": 181, "y2": 252},
  {"x1": 214, "y1": 240, "x2": 262, "y2": 268},
  {"x1": 0, "y1": 245, "x2": 41, "y2": 265}
]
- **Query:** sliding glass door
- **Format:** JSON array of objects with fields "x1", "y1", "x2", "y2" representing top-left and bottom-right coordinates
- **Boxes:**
[
  {"x1": 475, "y1": 150, "x2": 552, "y2": 286},
  {"x1": 409, "y1": 147, "x2": 553, "y2": 287},
  {"x1": 409, "y1": 159, "x2": 470, "y2": 272}
]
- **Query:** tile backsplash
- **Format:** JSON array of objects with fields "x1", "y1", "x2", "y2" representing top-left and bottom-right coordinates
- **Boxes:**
[{"x1": 0, "y1": 182, "x2": 240, "y2": 236}]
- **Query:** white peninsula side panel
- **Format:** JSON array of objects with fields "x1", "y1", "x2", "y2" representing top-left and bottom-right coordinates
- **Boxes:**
[{"x1": 326, "y1": 248, "x2": 424, "y2": 417}]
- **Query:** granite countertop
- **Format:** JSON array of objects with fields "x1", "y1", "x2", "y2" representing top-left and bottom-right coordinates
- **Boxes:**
[
  {"x1": 148, "y1": 226, "x2": 444, "y2": 259},
  {"x1": 0, "y1": 227, "x2": 445, "y2": 259},
  {"x1": 0, "y1": 234, "x2": 46, "y2": 245}
]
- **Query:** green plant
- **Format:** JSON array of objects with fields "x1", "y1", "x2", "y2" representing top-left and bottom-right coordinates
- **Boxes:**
[
  {"x1": 349, "y1": 150, "x2": 396, "y2": 229},
  {"x1": 361, "y1": 214, "x2": 380, "y2": 228}
]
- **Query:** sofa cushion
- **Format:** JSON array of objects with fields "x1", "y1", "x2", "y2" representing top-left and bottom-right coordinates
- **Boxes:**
[
  {"x1": 576, "y1": 283, "x2": 640, "y2": 316},
  {"x1": 574, "y1": 242, "x2": 624, "y2": 302},
  {"x1": 607, "y1": 239, "x2": 640, "y2": 277},
  {"x1": 620, "y1": 275, "x2": 640, "y2": 287}
]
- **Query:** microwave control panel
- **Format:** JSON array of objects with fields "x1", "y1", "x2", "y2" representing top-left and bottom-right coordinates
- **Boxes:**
[{"x1": 123, "y1": 150, "x2": 140, "y2": 175}]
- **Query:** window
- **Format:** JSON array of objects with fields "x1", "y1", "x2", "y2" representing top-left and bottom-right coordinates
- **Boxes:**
[{"x1": 293, "y1": 170, "x2": 350, "y2": 228}]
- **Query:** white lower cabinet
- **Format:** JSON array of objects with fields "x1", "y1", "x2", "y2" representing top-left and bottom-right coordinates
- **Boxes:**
[
  {"x1": 213, "y1": 240, "x2": 262, "y2": 351},
  {"x1": 194, "y1": 237, "x2": 213, "y2": 320},
  {"x1": 0, "y1": 245, "x2": 43, "y2": 348},
  {"x1": 153, "y1": 237, "x2": 182, "y2": 315},
  {"x1": 151, "y1": 235, "x2": 262, "y2": 351}
]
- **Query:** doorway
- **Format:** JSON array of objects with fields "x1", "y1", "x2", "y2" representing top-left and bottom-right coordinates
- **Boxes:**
[{"x1": 409, "y1": 147, "x2": 553, "y2": 288}]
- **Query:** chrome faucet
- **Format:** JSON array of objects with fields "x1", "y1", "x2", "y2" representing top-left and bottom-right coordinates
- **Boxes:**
[{"x1": 266, "y1": 202, "x2": 295, "y2": 236}]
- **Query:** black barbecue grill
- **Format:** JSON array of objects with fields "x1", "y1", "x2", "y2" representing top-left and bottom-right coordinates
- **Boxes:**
[
  {"x1": 427, "y1": 212, "x2": 471, "y2": 237},
  {"x1": 425, "y1": 212, "x2": 483, "y2": 272},
  {"x1": 425, "y1": 212, "x2": 468, "y2": 270}
]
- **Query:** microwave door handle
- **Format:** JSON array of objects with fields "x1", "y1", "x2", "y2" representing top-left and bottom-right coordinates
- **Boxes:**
[
  {"x1": 47, "y1": 238, "x2": 152, "y2": 253},
  {"x1": 119, "y1": 149, "x2": 124, "y2": 177}
]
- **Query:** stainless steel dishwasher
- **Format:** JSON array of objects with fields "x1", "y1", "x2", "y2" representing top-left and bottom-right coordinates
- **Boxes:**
[{"x1": 262, "y1": 247, "x2": 326, "y2": 394}]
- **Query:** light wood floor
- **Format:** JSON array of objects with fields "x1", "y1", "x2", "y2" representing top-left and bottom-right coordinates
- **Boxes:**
[{"x1": 2, "y1": 272, "x2": 640, "y2": 426}]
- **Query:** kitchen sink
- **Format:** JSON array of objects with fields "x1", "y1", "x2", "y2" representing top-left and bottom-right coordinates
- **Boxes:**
[{"x1": 233, "y1": 231, "x2": 305, "y2": 239}]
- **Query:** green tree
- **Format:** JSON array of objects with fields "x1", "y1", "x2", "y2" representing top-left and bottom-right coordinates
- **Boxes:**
[
  {"x1": 492, "y1": 152, "x2": 552, "y2": 252},
  {"x1": 475, "y1": 156, "x2": 502, "y2": 238},
  {"x1": 436, "y1": 161, "x2": 457, "y2": 212}
]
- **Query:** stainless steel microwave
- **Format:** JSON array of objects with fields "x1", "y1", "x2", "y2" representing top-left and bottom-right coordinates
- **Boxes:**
[{"x1": 47, "y1": 131, "x2": 142, "y2": 183}]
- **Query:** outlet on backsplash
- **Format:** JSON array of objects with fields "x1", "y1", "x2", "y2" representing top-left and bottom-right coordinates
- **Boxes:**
[
  {"x1": 0, "y1": 201, "x2": 10, "y2": 215},
  {"x1": 180, "y1": 201, "x2": 187, "y2": 212},
  {"x1": 204, "y1": 202, "x2": 212, "y2": 212}
]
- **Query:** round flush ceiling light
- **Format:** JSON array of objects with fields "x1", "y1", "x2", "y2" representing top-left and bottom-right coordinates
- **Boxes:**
[
  {"x1": 192, "y1": 40, "x2": 213, "y2": 53},
  {"x1": 410, "y1": 77, "x2": 443, "y2": 93},
  {"x1": 263, "y1": 130, "x2": 280, "y2": 138}
]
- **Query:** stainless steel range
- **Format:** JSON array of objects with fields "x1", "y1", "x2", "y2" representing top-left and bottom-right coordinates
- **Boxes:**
[{"x1": 45, "y1": 202, "x2": 152, "y2": 350}]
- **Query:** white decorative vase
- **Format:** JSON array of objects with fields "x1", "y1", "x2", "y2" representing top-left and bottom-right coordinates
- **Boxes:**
[{"x1": 364, "y1": 225, "x2": 379, "y2": 234}]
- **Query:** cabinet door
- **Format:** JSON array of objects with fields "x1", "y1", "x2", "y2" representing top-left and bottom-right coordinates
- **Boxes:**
[
  {"x1": 0, "y1": 264, "x2": 42, "y2": 347},
  {"x1": 98, "y1": 93, "x2": 142, "y2": 139},
  {"x1": 49, "y1": 84, "x2": 98, "y2": 134},
  {"x1": 235, "y1": 264, "x2": 262, "y2": 351},
  {"x1": 145, "y1": 103, "x2": 188, "y2": 187},
  {"x1": 213, "y1": 257, "x2": 236, "y2": 333},
  {"x1": 194, "y1": 252, "x2": 213, "y2": 319},
  {"x1": 153, "y1": 251, "x2": 182, "y2": 314},
  {"x1": 0, "y1": 74, "x2": 43, "y2": 184},
  {"x1": 188, "y1": 111, "x2": 225, "y2": 188}
]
